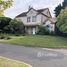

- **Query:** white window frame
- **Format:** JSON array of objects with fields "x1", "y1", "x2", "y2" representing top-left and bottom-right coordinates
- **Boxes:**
[
  {"x1": 32, "y1": 16, "x2": 36, "y2": 22},
  {"x1": 27, "y1": 17, "x2": 31, "y2": 22}
]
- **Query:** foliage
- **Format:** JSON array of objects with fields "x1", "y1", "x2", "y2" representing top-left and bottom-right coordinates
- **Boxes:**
[
  {"x1": 36, "y1": 26, "x2": 46, "y2": 35},
  {"x1": 0, "y1": 17, "x2": 12, "y2": 32},
  {"x1": 54, "y1": 4, "x2": 62, "y2": 17},
  {"x1": 0, "y1": 0, "x2": 13, "y2": 16},
  {"x1": 0, "y1": 17, "x2": 25, "y2": 34},
  {"x1": 54, "y1": 0, "x2": 67, "y2": 17},
  {"x1": 0, "y1": 34, "x2": 11, "y2": 40},
  {"x1": 62, "y1": 0, "x2": 67, "y2": 9},
  {"x1": 36, "y1": 26, "x2": 54, "y2": 35},
  {"x1": 9, "y1": 19, "x2": 25, "y2": 34},
  {"x1": 56, "y1": 7, "x2": 67, "y2": 34}
]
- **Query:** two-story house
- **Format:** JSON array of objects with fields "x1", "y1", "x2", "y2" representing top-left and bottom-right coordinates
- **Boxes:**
[{"x1": 16, "y1": 7, "x2": 56, "y2": 34}]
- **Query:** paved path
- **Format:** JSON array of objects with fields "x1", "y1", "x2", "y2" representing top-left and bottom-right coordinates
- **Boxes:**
[{"x1": 0, "y1": 43, "x2": 67, "y2": 67}]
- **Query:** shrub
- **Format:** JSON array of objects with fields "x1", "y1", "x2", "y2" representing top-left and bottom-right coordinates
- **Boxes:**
[
  {"x1": 0, "y1": 36, "x2": 5, "y2": 39},
  {"x1": 0, "y1": 17, "x2": 12, "y2": 33},
  {"x1": 0, "y1": 17, "x2": 25, "y2": 35},
  {"x1": 36, "y1": 26, "x2": 50, "y2": 35},
  {"x1": 5, "y1": 37, "x2": 11, "y2": 40},
  {"x1": 9, "y1": 19, "x2": 25, "y2": 34},
  {"x1": 36, "y1": 26, "x2": 55, "y2": 35},
  {"x1": 0, "y1": 34, "x2": 11, "y2": 40}
]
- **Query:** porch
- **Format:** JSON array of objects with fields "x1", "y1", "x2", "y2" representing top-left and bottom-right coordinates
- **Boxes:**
[{"x1": 25, "y1": 26, "x2": 38, "y2": 35}]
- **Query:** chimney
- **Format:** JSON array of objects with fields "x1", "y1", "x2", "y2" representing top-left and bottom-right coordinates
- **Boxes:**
[{"x1": 28, "y1": 5, "x2": 33, "y2": 10}]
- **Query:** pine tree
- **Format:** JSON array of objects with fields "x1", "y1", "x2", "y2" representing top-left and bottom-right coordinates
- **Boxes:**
[
  {"x1": 54, "y1": 4, "x2": 62, "y2": 17},
  {"x1": 63, "y1": 0, "x2": 67, "y2": 9},
  {"x1": 54, "y1": 0, "x2": 67, "y2": 17}
]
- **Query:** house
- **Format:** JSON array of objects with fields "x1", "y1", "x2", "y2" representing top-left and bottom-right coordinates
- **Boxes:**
[{"x1": 15, "y1": 7, "x2": 56, "y2": 34}]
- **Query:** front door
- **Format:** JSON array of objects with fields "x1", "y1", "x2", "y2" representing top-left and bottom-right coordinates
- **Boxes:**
[{"x1": 32, "y1": 27, "x2": 36, "y2": 34}]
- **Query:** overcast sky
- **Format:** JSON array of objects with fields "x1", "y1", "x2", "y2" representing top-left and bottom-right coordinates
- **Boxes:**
[{"x1": 4, "y1": 0, "x2": 64, "y2": 18}]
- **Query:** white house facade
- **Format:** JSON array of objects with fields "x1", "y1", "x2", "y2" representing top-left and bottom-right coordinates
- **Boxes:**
[{"x1": 16, "y1": 8, "x2": 56, "y2": 34}]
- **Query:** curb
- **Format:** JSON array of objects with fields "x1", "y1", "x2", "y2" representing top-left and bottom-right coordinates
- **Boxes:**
[{"x1": 0, "y1": 56, "x2": 32, "y2": 67}]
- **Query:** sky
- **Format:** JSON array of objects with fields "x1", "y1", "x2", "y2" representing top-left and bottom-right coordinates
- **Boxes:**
[{"x1": 4, "y1": 0, "x2": 64, "y2": 18}]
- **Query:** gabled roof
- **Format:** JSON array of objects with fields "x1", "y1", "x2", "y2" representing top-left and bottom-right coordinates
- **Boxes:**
[
  {"x1": 16, "y1": 8, "x2": 50, "y2": 18},
  {"x1": 16, "y1": 12, "x2": 27, "y2": 17},
  {"x1": 49, "y1": 18, "x2": 57, "y2": 23},
  {"x1": 37, "y1": 8, "x2": 48, "y2": 13}
]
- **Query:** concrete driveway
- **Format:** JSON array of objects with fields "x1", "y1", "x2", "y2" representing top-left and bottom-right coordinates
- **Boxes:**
[{"x1": 0, "y1": 43, "x2": 67, "y2": 67}]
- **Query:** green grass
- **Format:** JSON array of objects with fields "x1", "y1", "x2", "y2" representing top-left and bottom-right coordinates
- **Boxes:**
[
  {"x1": 0, "y1": 35, "x2": 67, "y2": 48},
  {"x1": 0, "y1": 56, "x2": 29, "y2": 67}
]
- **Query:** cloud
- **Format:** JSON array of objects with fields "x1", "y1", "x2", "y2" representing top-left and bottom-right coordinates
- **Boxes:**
[{"x1": 4, "y1": 0, "x2": 64, "y2": 18}]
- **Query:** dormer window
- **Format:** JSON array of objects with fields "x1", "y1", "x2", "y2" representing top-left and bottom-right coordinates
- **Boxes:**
[
  {"x1": 32, "y1": 16, "x2": 36, "y2": 22},
  {"x1": 27, "y1": 17, "x2": 31, "y2": 22}
]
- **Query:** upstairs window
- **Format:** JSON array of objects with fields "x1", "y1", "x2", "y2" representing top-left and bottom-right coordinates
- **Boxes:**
[
  {"x1": 32, "y1": 16, "x2": 36, "y2": 22},
  {"x1": 27, "y1": 17, "x2": 31, "y2": 22}
]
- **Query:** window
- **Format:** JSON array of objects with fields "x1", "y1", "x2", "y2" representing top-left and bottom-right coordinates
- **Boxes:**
[
  {"x1": 32, "y1": 16, "x2": 36, "y2": 22},
  {"x1": 27, "y1": 17, "x2": 31, "y2": 22}
]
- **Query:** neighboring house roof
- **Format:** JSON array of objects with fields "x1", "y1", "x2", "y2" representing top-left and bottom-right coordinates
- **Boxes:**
[{"x1": 16, "y1": 8, "x2": 51, "y2": 18}]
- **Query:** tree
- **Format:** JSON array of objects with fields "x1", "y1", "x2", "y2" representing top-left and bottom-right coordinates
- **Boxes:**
[
  {"x1": 0, "y1": 18, "x2": 25, "y2": 34},
  {"x1": 0, "y1": 17, "x2": 11, "y2": 32},
  {"x1": 54, "y1": 4, "x2": 62, "y2": 17},
  {"x1": 54, "y1": 0, "x2": 67, "y2": 17},
  {"x1": 9, "y1": 19, "x2": 25, "y2": 34},
  {"x1": 0, "y1": 0, "x2": 13, "y2": 16},
  {"x1": 63, "y1": 0, "x2": 67, "y2": 9},
  {"x1": 56, "y1": 7, "x2": 67, "y2": 35}
]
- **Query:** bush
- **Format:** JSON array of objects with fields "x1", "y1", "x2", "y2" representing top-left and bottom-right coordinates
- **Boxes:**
[
  {"x1": 36, "y1": 26, "x2": 50, "y2": 35},
  {"x1": 5, "y1": 37, "x2": 11, "y2": 40},
  {"x1": 0, "y1": 17, "x2": 25, "y2": 35},
  {"x1": 0, "y1": 34, "x2": 11, "y2": 40},
  {"x1": 0, "y1": 36, "x2": 5, "y2": 39},
  {"x1": 36, "y1": 26, "x2": 55, "y2": 35},
  {"x1": 0, "y1": 17, "x2": 12, "y2": 33},
  {"x1": 8, "y1": 19, "x2": 25, "y2": 34}
]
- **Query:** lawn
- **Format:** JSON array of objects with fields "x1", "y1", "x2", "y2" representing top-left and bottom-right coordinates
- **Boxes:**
[
  {"x1": 0, "y1": 56, "x2": 29, "y2": 67},
  {"x1": 0, "y1": 35, "x2": 67, "y2": 48}
]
